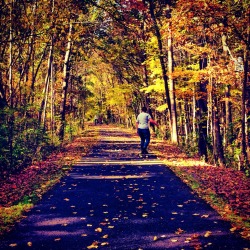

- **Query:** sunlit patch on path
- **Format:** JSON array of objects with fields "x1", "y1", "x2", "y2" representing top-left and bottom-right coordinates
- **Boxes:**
[{"x1": 0, "y1": 126, "x2": 249, "y2": 250}]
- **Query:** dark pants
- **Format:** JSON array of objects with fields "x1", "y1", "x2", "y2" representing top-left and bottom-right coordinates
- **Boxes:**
[{"x1": 138, "y1": 128, "x2": 150, "y2": 152}]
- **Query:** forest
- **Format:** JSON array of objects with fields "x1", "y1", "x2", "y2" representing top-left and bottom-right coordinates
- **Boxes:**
[{"x1": 0, "y1": 0, "x2": 249, "y2": 177}]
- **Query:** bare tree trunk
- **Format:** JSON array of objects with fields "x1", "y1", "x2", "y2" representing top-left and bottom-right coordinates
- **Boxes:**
[
  {"x1": 197, "y1": 55, "x2": 208, "y2": 161},
  {"x1": 39, "y1": 41, "x2": 53, "y2": 128},
  {"x1": 192, "y1": 86, "x2": 196, "y2": 142},
  {"x1": 29, "y1": 44, "x2": 49, "y2": 105},
  {"x1": 58, "y1": 23, "x2": 72, "y2": 142},
  {"x1": 212, "y1": 82, "x2": 226, "y2": 167},
  {"x1": 240, "y1": 47, "x2": 249, "y2": 169},
  {"x1": 147, "y1": 0, "x2": 171, "y2": 124},
  {"x1": 184, "y1": 100, "x2": 190, "y2": 144},
  {"x1": 50, "y1": 39, "x2": 55, "y2": 143},
  {"x1": 221, "y1": 34, "x2": 233, "y2": 147},
  {"x1": 168, "y1": 21, "x2": 178, "y2": 144},
  {"x1": 8, "y1": 0, "x2": 14, "y2": 168},
  {"x1": 225, "y1": 85, "x2": 233, "y2": 146}
]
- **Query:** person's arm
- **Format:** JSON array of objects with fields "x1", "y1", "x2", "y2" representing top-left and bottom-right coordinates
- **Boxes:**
[{"x1": 149, "y1": 118, "x2": 158, "y2": 127}]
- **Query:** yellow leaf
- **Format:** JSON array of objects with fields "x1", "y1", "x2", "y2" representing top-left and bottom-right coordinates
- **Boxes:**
[
  {"x1": 192, "y1": 213, "x2": 200, "y2": 216},
  {"x1": 230, "y1": 227, "x2": 237, "y2": 232},
  {"x1": 175, "y1": 228, "x2": 184, "y2": 234},
  {"x1": 101, "y1": 242, "x2": 109, "y2": 246},
  {"x1": 204, "y1": 231, "x2": 212, "y2": 237},
  {"x1": 153, "y1": 236, "x2": 158, "y2": 241},
  {"x1": 27, "y1": 242, "x2": 32, "y2": 247},
  {"x1": 170, "y1": 239, "x2": 178, "y2": 242},
  {"x1": 102, "y1": 234, "x2": 109, "y2": 238},
  {"x1": 201, "y1": 214, "x2": 209, "y2": 218},
  {"x1": 87, "y1": 241, "x2": 99, "y2": 249},
  {"x1": 95, "y1": 227, "x2": 102, "y2": 233},
  {"x1": 9, "y1": 243, "x2": 17, "y2": 247}
]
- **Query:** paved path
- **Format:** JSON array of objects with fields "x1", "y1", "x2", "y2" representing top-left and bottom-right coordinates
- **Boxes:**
[{"x1": 0, "y1": 126, "x2": 249, "y2": 250}]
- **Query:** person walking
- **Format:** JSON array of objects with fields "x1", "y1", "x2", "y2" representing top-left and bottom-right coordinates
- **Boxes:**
[{"x1": 136, "y1": 107, "x2": 158, "y2": 154}]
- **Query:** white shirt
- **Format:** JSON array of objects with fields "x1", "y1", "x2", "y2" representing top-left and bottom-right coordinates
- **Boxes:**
[{"x1": 136, "y1": 112, "x2": 151, "y2": 129}]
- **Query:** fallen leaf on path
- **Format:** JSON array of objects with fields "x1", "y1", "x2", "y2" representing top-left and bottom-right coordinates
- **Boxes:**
[
  {"x1": 201, "y1": 214, "x2": 209, "y2": 218},
  {"x1": 204, "y1": 231, "x2": 212, "y2": 237},
  {"x1": 230, "y1": 227, "x2": 238, "y2": 232},
  {"x1": 87, "y1": 241, "x2": 99, "y2": 249},
  {"x1": 175, "y1": 228, "x2": 185, "y2": 234},
  {"x1": 170, "y1": 239, "x2": 178, "y2": 242},
  {"x1": 95, "y1": 227, "x2": 102, "y2": 232},
  {"x1": 54, "y1": 238, "x2": 61, "y2": 241},
  {"x1": 191, "y1": 233, "x2": 200, "y2": 239},
  {"x1": 100, "y1": 242, "x2": 109, "y2": 246},
  {"x1": 9, "y1": 243, "x2": 17, "y2": 247},
  {"x1": 27, "y1": 242, "x2": 32, "y2": 247}
]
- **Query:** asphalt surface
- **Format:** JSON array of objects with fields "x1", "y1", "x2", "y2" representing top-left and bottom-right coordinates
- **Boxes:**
[{"x1": 0, "y1": 126, "x2": 249, "y2": 250}]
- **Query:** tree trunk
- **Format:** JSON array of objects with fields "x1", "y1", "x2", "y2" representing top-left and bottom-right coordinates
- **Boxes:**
[
  {"x1": 197, "y1": 55, "x2": 208, "y2": 161},
  {"x1": 212, "y1": 85, "x2": 226, "y2": 167},
  {"x1": 240, "y1": 47, "x2": 249, "y2": 169},
  {"x1": 184, "y1": 100, "x2": 190, "y2": 144},
  {"x1": 50, "y1": 41, "x2": 55, "y2": 143},
  {"x1": 221, "y1": 34, "x2": 233, "y2": 147},
  {"x1": 38, "y1": 41, "x2": 53, "y2": 128},
  {"x1": 8, "y1": 1, "x2": 14, "y2": 168},
  {"x1": 192, "y1": 86, "x2": 197, "y2": 142},
  {"x1": 147, "y1": 0, "x2": 171, "y2": 121},
  {"x1": 58, "y1": 23, "x2": 72, "y2": 142},
  {"x1": 168, "y1": 21, "x2": 178, "y2": 144},
  {"x1": 225, "y1": 85, "x2": 233, "y2": 146}
]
